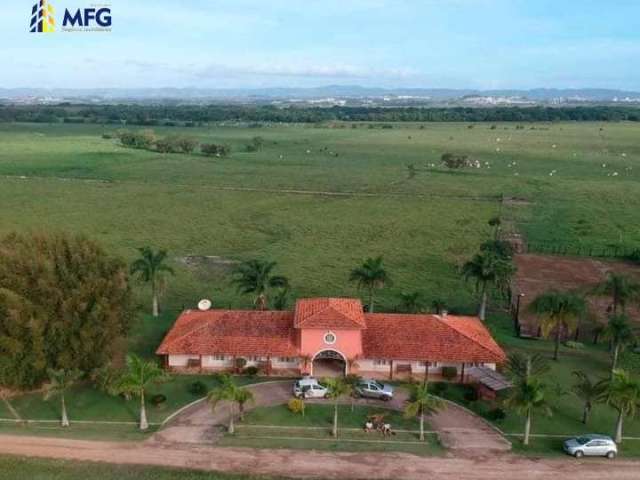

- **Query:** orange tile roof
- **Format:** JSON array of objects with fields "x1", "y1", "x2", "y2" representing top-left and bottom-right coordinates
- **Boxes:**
[
  {"x1": 156, "y1": 309, "x2": 298, "y2": 357},
  {"x1": 293, "y1": 298, "x2": 366, "y2": 329},
  {"x1": 362, "y1": 313, "x2": 506, "y2": 363}
]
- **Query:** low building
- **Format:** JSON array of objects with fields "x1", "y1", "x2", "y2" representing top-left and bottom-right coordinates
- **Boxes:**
[{"x1": 156, "y1": 297, "x2": 506, "y2": 380}]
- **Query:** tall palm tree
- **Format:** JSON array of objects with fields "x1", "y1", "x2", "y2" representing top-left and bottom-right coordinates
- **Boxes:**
[
  {"x1": 462, "y1": 251, "x2": 515, "y2": 321},
  {"x1": 207, "y1": 373, "x2": 252, "y2": 433},
  {"x1": 323, "y1": 377, "x2": 352, "y2": 438},
  {"x1": 117, "y1": 355, "x2": 166, "y2": 431},
  {"x1": 504, "y1": 377, "x2": 552, "y2": 446},
  {"x1": 601, "y1": 369, "x2": 640, "y2": 443},
  {"x1": 43, "y1": 368, "x2": 83, "y2": 427},
  {"x1": 603, "y1": 314, "x2": 636, "y2": 375},
  {"x1": 232, "y1": 259, "x2": 288, "y2": 310},
  {"x1": 529, "y1": 291, "x2": 586, "y2": 361},
  {"x1": 349, "y1": 256, "x2": 390, "y2": 313},
  {"x1": 130, "y1": 247, "x2": 174, "y2": 317},
  {"x1": 404, "y1": 381, "x2": 445, "y2": 441},
  {"x1": 571, "y1": 371, "x2": 605, "y2": 425},
  {"x1": 594, "y1": 273, "x2": 640, "y2": 315},
  {"x1": 397, "y1": 291, "x2": 423, "y2": 313}
]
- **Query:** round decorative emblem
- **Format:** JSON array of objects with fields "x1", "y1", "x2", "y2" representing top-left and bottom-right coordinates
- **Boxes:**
[{"x1": 324, "y1": 332, "x2": 336, "y2": 344}]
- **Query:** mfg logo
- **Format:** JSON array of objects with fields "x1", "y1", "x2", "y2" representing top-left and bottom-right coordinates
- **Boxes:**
[{"x1": 63, "y1": 7, "x2": 112, "y2": 28}]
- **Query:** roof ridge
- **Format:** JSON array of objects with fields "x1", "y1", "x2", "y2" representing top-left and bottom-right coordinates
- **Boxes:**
[{"x1": 433, "y1": 315, "x2": 503, "y2": 359}]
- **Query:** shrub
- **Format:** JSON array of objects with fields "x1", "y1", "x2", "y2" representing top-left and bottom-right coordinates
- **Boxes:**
[
  {"x1": 431, "y1": 382, "x2": 448, "y2": 396},
  {"x1": 288, "y1": 398, "x2": 305, "y2": 415},
  {"x1": 189, "y1": 381, "x2": 207, "y2": 396},
  {"x1": 201, "y1": 143, "x2": 231, "y2": 157},
  {"x1": 343, "y1": 373, "x2": 362, "y2": 386},
  {"x1": 487, "y1": 407, "x2": 506, "y2": 422},
  {"x1": 151, "y1": 394, "x2": 167, "y2": 406},
  {"x1": 117, "y1": 129, "x2": 156, "y2": 149},
  {"x1": 441, "y1": 152, "x2": 471, "y2": 169},
  {"x1": 234, "y1": 357, "x2": 247, "y2": 372},
  {"x1": 101, "y1": 133, "x2": 113, "y2": 139},
  {"x1": 627, "y1": 249, "x2": 640, "y2": 264},
  {"x1": 441, "y1": 366, "x2": 458, "y2": 380},
  {"x1": 463, "y1": 387, "x2": 479, "y2": 402},
  {"x1": 243, "y1": 366, "x2": 259, "y2": 376},
  {"x1": 564, "y1": 340, "x2": 585, "y2": 350}
]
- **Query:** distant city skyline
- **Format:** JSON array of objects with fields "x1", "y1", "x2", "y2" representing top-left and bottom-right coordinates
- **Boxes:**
[{"x1": 2, "y1": 0, "x2": 639, "y2": 90}]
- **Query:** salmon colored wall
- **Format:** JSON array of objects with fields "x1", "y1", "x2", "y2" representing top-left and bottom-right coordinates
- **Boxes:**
[{"x1": 299, "y1": 329, "x2": 363, "y2": 360}]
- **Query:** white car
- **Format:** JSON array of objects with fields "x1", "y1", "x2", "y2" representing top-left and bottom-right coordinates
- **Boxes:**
[
  {"x1": 563, "y1": 434, "x2": 617, "y2": 459},
  {"x1": 293, "y1": 378, "x2": 329, "y2": 399}
]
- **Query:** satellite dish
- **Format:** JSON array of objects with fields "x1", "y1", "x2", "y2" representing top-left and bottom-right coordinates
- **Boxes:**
[{"x1": 197, "y1": 299, "x2": 212, "y2": 311}]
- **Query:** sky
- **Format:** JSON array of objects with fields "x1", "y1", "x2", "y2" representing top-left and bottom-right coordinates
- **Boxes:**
[{"x1": 2, "y1": 0, "x2": 640, "y2": 90}]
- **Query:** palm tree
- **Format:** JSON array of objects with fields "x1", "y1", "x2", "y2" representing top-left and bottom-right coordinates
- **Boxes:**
[
  {"x1": 232, "y1": 259, "x2": 288, "y2": 310},
  {"x1": 117, "y1": 355, "x2": 166, "y2": 431},
  {"x1": 594, "y1": 273, "x2": 640, "y2": 315},
  {"x1": 235, "y1": 388, "x2": 255, "y2": 422},
  {"x1": 208, "y1": 373, "x2": 252, "y2": 433},
  {"x1": 462, "y1": 251, "x2": 515, "y2": 321},
  {"x1": 571, "y1": 371, "x2": 605, "y2": 425},
  {"x1": 323, "y1": 377, "x2": 352, "y2": 438},
  {"x1": 272, "y1": 285, "x2": 290, "y2": 311},
  {"x1": 504, "y1": 377, "x2": 552, "y2": 446},
  {"x1": 43, "y1": 369, "x2": 83, "y2": 427},
  {"x1": 529, "y1": 291, "x2": 586, "y2": 361},
  {"x1": 130, "y1": 247, "x2": 174, "y2": 317},
  {"x1": 603, "y1": 314, "x2": 636, "y2": 375},
  {"x1": 404, "y1": 382, "x2": 445, "y2": 441},
  {"x1": 601, "y1": 369, "x2": 640, "y2": 443},
  {"x1": 397, "y1": 291, "x2": 423, "y2": 313},
  {"x1": 349, "y1": 256, "x2": 390, "y2": 313},
  {"x1": 488, "y1": 216, "x2": 501, "y2": 240},
  {"x1": 505, "y1": 352, "x2": 550, "y2": 381}
]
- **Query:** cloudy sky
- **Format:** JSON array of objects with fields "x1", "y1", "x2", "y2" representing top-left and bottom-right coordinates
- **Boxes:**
[{"x1": 2, "y1": 0, "x2": 640, "y2": 90}]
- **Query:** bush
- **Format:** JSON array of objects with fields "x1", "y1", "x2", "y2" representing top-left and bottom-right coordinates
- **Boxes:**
[
  {"x1": 487, "y1": 407, "x2": 506, "y2": 422},
  {"x1": 201, "y1": 143, "x2": 231, "y2": 157},
  {"x1": 431, "y1": 382, "x2": 448, "y2": 396},
  {"x1": 243, "y1": 366, "x2": 259, "y2": 376},
  {"x1": 441, "y1": 366, "x2": 458, "y2": 380},
  {"x1": 627, "y1": 249, "x2": 640, "y2": 264},
  {"x1": 189, "y1": 381, "x2": 207, "y2": 396},
  {"x1": 151, "y1": 394, "x2": 167, "y2": 406},
  {"x1": 344, "y1": 373, "x2": 362, "y2": 386},
  {"x1": 117, "y1": 129, "x2": 156, "y2": 149},
  {"x1": 564, "y1": 340, "x2": 585, "y2": 350},
  {"x1": 441, "y1": 152, "x2": 471, "y2": 169},
  {"x1": 463, "y1": 387, "x2": 479, "y2": 402},
  {"x1": 101, "y1": 133, "x2": 113, "y2": 139},
  {"x1": 234, "y1": 357, "x2": 247, "y2": 372},
  {"x1": 288, "y1": 398, "x2": 305, "y2": 415}
]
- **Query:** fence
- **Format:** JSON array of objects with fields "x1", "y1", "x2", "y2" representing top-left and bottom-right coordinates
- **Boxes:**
[{"x1": 525, "y1": 242, "x2": 639, "y2": 260}]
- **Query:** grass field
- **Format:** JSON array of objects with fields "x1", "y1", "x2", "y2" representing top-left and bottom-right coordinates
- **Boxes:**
[
  {"x1": 218, "y1": 404, "x2": 442, "y2": 455},
  {"x1": 0, "y1": 455, "x2": 276, "y2": 480}
]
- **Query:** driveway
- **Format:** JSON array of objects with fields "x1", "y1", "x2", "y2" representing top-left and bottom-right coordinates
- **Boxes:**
[{"x1": 151, "y1": 379, "x2": 509, "y2": 453}]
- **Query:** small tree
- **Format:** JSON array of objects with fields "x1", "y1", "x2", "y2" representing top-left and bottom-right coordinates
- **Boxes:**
[
  {"x1": 43, "y1": 368, "x2": 83, "y2": 427},
  {"x1": 349, "y1": 256, "x2": 391, "y2": 313},
  {"x1": 603, "y1": 314, "x2": 636, "y2": 375},
  {"x1": 571, "y1": 371, "x2": 605, "y2": 425},
  {"x1": 130, "y1": 247, "x2": 174, "y2": 317},
  {"x1": 529, "y1": 291, "x2": 586, "y2": 361},
  {"x1": 404, "y1": 382, "x2": 445, "y2": 441},
  {"x1": 117, "y1": 355, "x2": 166, "y2": 431},
  {"x1": 593, "y1": 273, "x2": 640, "y2": 315},
  {"x1": 235, "y1": 388, "x2": 255, "y2": 421},
  {"x1": 462, "y1": 251, "x2": 515, "y2": 321},
  {"x1": 601, "y1": 369, "x2": 640, "y2": 443},
  {"x1": 323, "y1": 377, "x2": 352, "y2": 438},
  {"x1": 207, "y1": 373, "x2": 243, "y2": 434},
  {"x1": 288, "y1": 397, "x2": 306, "y2": 416}
]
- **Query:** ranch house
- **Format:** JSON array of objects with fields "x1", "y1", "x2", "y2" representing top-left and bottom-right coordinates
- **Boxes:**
[{"x1": 156, "y1": 298, "x2": 506, "y2": 381}]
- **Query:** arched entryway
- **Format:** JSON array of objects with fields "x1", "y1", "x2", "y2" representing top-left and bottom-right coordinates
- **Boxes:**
[{"x1": 312, "y1": 350, "x2": 346, "y2": 377}]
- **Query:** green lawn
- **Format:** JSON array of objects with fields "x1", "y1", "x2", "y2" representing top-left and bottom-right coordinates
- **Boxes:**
[
  {"x1": 0, "y1": 455, "x2": 281, "y2": 480},
  {"x1": 0, "y1": 375, "x2": 266, "y2": 441},
  {"x1": 218, "y1": 404, "x2": 442, "y2": 456}
]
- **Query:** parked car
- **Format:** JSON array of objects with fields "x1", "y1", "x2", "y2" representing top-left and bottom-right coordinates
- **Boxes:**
[
  {"x1": 293, "y1": 378, "x2": 328, "y2": 399},
  {"x1": 353, "y1": 379, "x2": 394, "y2": 401},
  {"x1": 563, "y1": 434, "x2": 617, "y2": 459}
]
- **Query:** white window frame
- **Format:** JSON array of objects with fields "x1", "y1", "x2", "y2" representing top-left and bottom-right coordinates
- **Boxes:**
[{"x1": 324, "y1": 331, "x2": 337, "y2": 345}]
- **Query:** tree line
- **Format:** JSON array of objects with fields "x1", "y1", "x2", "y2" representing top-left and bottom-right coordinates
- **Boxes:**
[{"x1": 1, "y1": 104, "x2": 640, "y2": 125}]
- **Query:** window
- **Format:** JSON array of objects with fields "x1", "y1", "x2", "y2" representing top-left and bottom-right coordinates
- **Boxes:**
[
  {"x1": 248, "y1": 356, "x2": 264, "y2": 362},
  {"x1": 213, "y1": 355, "x2": 226, "y2": 361},
  {"x1": 324, "y1": 332, "x2": 336, "y2": 344},
  {"x1": 278, "y1": 357, "x2": 296, "y2": 363},
  {"x1": 374, "y1": 359, "x2": 388, "y2": 366}
]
